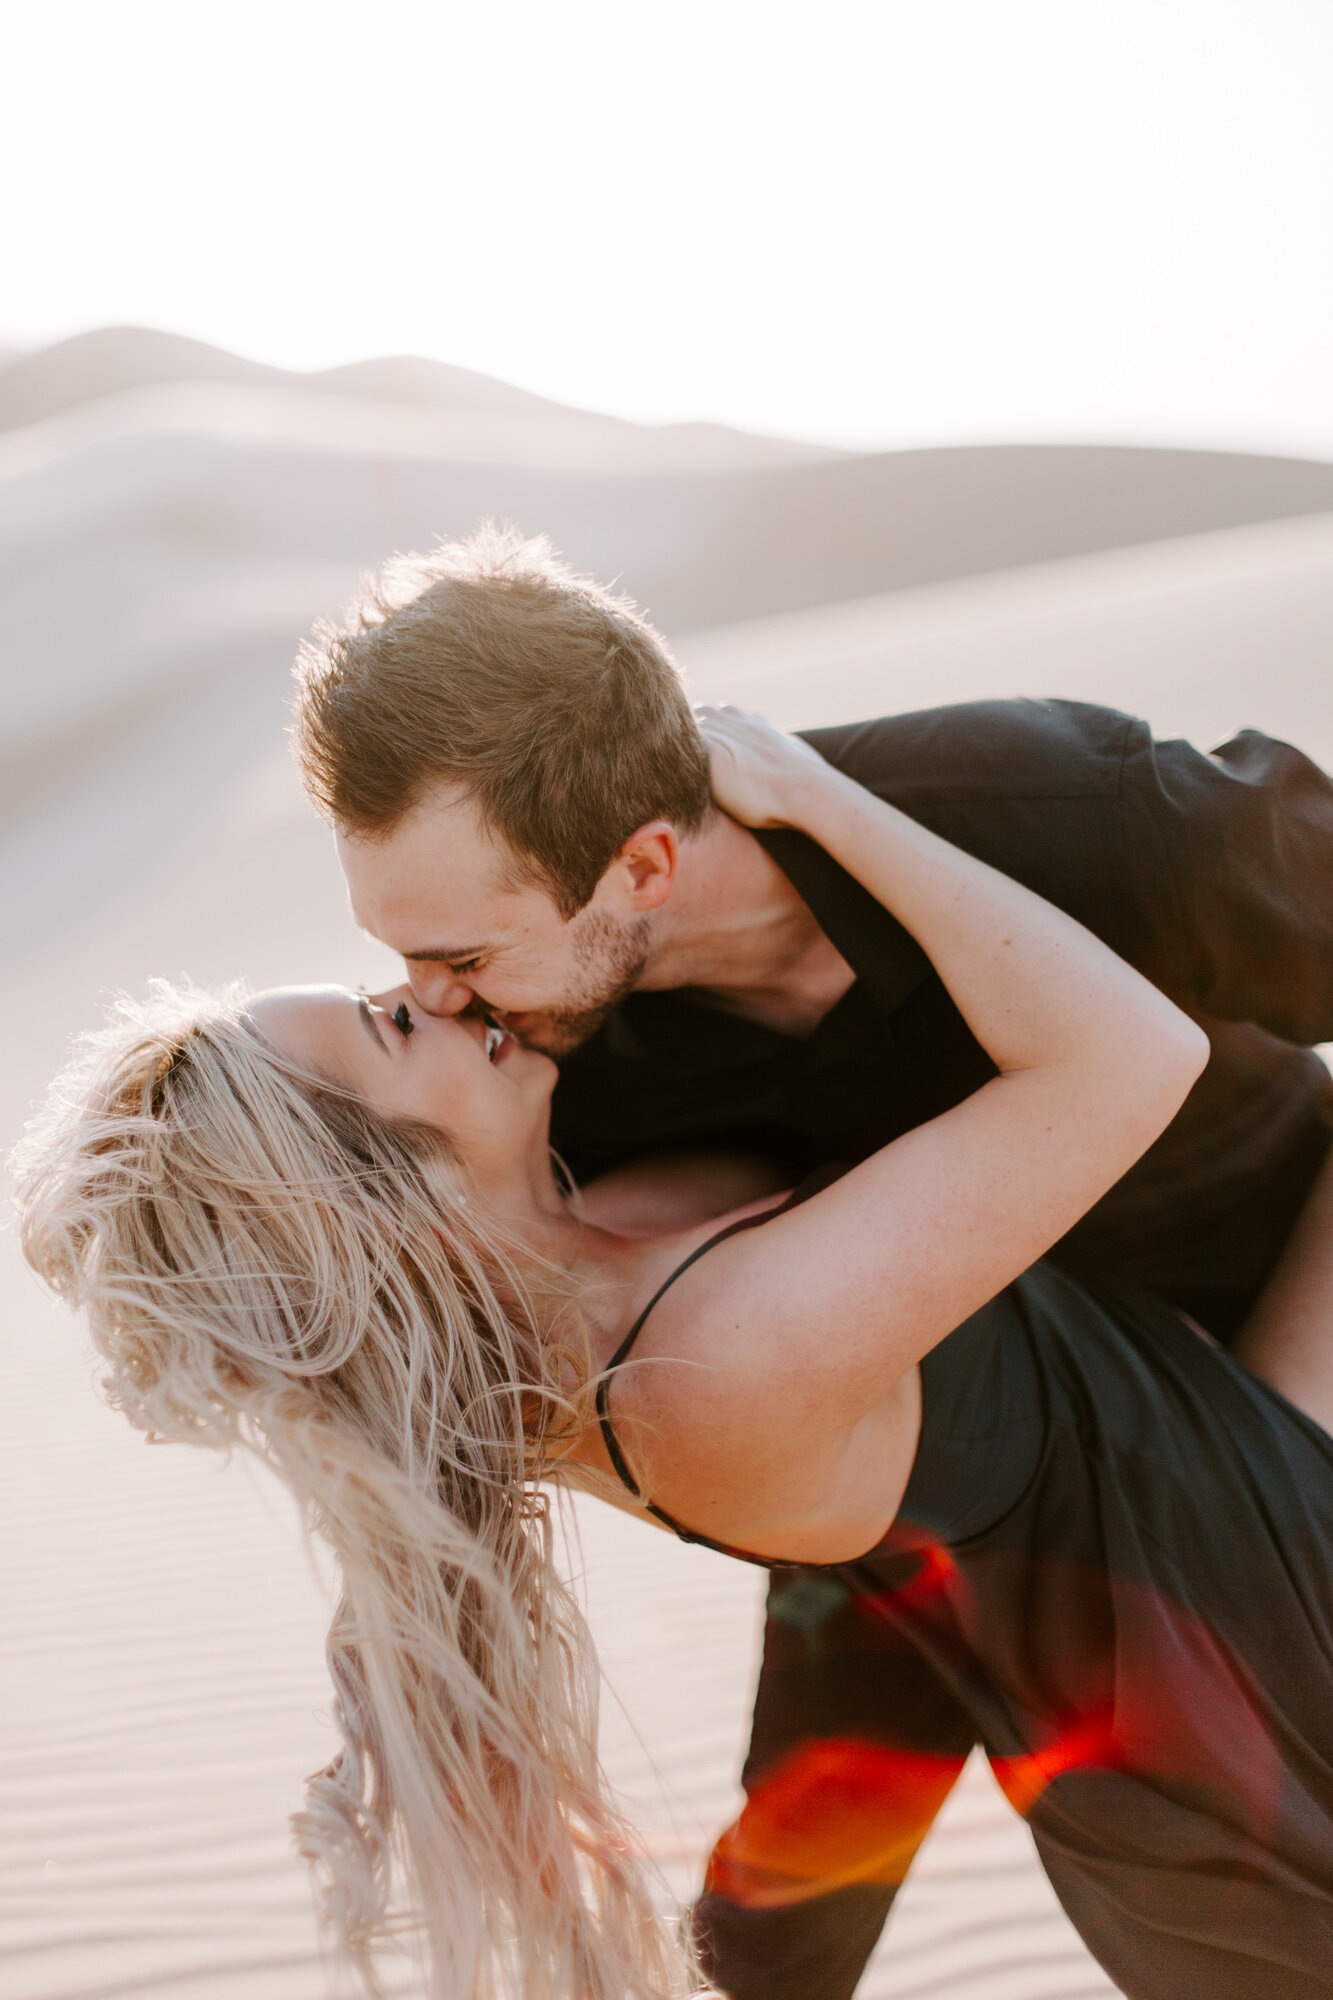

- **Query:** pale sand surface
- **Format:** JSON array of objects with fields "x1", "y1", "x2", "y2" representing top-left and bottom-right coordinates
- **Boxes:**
[{"x1": 6, "y1": 330, "x2": 1333, "y2": 1998}]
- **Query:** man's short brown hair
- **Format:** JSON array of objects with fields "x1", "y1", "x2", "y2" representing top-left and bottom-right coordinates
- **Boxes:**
[{"x1": 292, "y1": 525, "x2": 711, "y2": 918}]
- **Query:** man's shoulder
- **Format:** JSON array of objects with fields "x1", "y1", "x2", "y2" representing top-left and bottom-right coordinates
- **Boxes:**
[{"x1": 800, "y1": 697, "x2": 1145, "y2": 802}]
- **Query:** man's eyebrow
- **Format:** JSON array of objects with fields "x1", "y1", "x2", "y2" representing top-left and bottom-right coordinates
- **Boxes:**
[
  {"x1": 402, "y1": 945, "x2": 489, "y2": 964},
  {"x1": 357, "y1": 995, "x2": 390, "y2": 1052}
]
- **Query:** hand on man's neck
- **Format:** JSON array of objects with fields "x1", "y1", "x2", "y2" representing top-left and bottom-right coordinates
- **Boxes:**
[{"x1": 636, "y1": 811, "x2": 855, "y2": 1038}]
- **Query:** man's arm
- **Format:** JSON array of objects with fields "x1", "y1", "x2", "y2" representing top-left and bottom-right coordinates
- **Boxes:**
[
  {"x1": 804, "y1": 699, "x2": 1333, "y2": 1046},
  {"x1": 1232, "y1": 1135, "x2": 1333, "y2": 1431}
]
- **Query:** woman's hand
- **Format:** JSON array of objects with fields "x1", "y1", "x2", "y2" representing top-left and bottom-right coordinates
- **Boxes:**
[{"x1": 695, "y1": 704, "x2": 838, "y2": 829}]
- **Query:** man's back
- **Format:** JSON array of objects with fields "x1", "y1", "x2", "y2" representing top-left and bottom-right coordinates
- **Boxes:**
[{"x1": 553, "y1": 697, "x2": 1333, "y2": 1334}]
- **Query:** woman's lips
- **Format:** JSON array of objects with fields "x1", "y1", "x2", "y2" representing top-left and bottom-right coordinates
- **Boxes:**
[{"x1": 485, "y1": 1023, "x2": 515, "y2": 1064}]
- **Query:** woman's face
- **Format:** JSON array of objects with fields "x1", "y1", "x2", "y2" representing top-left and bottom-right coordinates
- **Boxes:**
[{"x1": 249, "y1": 984, "x2": 558, "y2": 1206}]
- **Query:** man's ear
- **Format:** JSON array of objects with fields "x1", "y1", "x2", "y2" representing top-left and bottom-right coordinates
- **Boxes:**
[{"x1": 617, "y1": 822, "x2": 678, "y2": 911}]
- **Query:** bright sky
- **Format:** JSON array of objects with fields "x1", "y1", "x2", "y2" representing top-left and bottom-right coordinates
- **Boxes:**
[{"x1": 5, "y1": 0, "x2": 1332, "y2": 454}]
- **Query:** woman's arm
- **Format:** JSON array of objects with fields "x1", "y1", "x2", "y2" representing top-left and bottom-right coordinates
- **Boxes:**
[{"x1": 619, "y1": 711, "x2": 1210, "y2": 1560}]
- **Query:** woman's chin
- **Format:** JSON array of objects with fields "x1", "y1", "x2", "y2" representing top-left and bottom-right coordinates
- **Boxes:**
[{"x1": 519, "y1": 1043, "x2": 560, "y2": 1093}]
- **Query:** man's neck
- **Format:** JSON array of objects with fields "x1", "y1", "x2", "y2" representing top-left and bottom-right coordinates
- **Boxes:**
[{"x1": 637, "y1": 813, "x2": 855, "y2": 1037}]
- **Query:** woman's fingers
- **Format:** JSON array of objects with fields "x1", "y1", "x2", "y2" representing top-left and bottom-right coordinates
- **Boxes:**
[
  {"x1": 694, "y1": 705, "x2": 832, "y2": 827},
  {"x1": 695, "y1": 707, "x2": 780, "y2": 825}
]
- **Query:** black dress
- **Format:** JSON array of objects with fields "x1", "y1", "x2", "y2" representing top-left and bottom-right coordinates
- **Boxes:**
[{"x1": 597, "y1": 1207, "x2": 1333, "y2": 1999}]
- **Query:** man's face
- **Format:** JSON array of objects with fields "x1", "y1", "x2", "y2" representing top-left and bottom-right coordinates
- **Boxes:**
[{"x1": 338, "y1": 786, "x2": 659, "y2": 1057}]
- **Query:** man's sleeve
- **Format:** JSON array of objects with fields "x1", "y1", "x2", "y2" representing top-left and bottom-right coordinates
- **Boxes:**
[
  {"x1": 1125, "y1": 727, "x2": 1333, "y2": 1047},
  {"x1": 805, "y1": 700, "x2": 1333, "y2": 1048}
]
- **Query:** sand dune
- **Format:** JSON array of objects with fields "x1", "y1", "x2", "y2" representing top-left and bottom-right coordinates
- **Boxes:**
[
  {"x1": 681, "y1": 507, "x2": 1333, "y2": 767},
  {"x1": 7, "y1": 327, "x2": 1333, "y2": 2000},
  {"x1": 0, "y1": 329, "x2": 834, "y2": 488},
  {"x1": 7, "y1": 330, "x2": 1333, "y2": 795},
  {"x1": 0, "y1": 326, "x2": 815, "y2": 439}
]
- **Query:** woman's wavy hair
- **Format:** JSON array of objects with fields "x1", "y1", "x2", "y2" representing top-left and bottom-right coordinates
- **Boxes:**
[{"x1": 11, "y1": 982, "x2": 697, "y2": 2000}]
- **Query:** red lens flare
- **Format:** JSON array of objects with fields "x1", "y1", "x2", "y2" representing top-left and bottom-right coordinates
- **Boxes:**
[
  {"x1": 990, "y1": 1708, "x2": 1118, "y2": 1816},
  {"x1": 705, "y1": 1736, "x2": 968, "y2": 1908},
  {"x1": 851, "y1": 1538, "x2": 966, "y2": 1628},
  {"x1": 710, "y1": 1551, "x2": 1288, "y2": 1917}
]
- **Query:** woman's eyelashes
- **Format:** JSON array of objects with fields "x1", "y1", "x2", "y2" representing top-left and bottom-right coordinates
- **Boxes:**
[{"x1": 392, "y1": 1002, "x2": 414, "y2": 1038}]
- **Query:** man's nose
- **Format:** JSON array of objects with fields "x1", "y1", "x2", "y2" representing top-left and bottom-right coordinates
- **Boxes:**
[{"x1": 404, "y1": 964, "x2": 476, "y2": 1016}]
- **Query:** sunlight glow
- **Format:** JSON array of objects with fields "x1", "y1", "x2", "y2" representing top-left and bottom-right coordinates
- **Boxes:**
[{"x1": 4, "y1": 0, "x2": 1332, "y2": 454}]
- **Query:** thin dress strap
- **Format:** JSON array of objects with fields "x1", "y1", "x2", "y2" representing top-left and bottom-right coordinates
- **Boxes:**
[{"x1": 594, "y1": 1180, "x2": 832, "y2": 1567}]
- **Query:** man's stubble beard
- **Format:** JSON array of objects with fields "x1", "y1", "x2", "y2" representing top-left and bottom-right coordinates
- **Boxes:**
[{"x1": 513, "y1": 909, "x2": 653, "y2": 1058}]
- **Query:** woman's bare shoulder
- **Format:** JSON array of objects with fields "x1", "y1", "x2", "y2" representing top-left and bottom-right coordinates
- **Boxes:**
[{"x1": 603, "y1": 1199, "x2": 923, "y2": 1564}]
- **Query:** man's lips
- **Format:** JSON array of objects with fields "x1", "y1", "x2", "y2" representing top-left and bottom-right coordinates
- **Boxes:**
[
  {"x1": 491, "y1": 1011, "x2": 552, "y2": 1046},
  {"x1": 494, "y1": 1010, "x2": 537, "y2": 1034}
]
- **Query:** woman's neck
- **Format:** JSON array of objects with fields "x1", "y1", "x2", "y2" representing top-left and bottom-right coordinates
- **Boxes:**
[
  {"x1": 547, "y1": 1188, "x2": 792, "y2": 1376},
  {"x1": 496, "y1": 1128, "x2": 792, "y2": 1367}
]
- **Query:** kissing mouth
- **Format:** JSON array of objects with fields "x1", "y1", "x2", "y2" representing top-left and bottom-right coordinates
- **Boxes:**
[{"x1": 484, "y1": 1022, "x2": 513, "y2": 1064}]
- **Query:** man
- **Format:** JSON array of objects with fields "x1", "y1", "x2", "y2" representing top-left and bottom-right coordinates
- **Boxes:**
[{"x1": 293, "y1": 526, "x2": 1333, "y2": 2000}]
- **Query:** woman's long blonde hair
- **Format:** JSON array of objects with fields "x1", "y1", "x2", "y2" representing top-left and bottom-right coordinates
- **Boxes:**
[{"x1": 11, "y1": 982, "x2": 698, "y2": 1999}]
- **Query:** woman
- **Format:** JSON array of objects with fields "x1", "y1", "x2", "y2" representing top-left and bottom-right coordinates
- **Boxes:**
[{"x1": 13, "y1": 711, "x2": 1333, "y2": 2000}]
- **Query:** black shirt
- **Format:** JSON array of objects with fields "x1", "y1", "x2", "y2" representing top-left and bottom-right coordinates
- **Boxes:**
[{"x1": 551, "y1": 699, "x2": 1333, "y2": 1335}]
